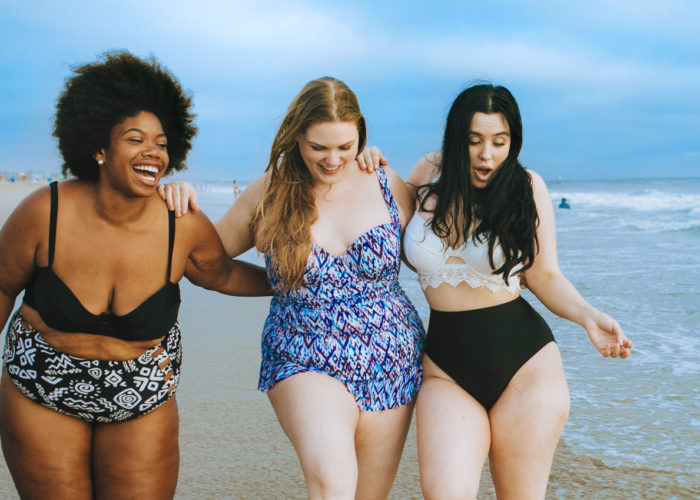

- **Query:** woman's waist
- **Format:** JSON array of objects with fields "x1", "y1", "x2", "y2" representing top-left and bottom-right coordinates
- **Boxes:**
[
  {"x1": 423, "y1": 282, "x2": 520, "y2": 312},
  {"x1": 17, "y1": 304, "x2": 168, "y2": 361},
  {"x1": 274, "y1": 281, "x2": 402, "y2": 304},
  {"x1": 267, "y1": 294, "x2": 420, "y2": 333}
]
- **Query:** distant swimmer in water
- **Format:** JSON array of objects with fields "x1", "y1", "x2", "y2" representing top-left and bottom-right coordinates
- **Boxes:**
[
  {"x1": 233, "y1": 179, "x2": 240, "y2": 200},
  {"x1": 559, "y1": 197, "x2": 570, "y2": 209}
]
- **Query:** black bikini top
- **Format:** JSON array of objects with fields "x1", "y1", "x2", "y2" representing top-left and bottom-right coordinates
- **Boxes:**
[{"x1": 23, "y1": 182, "x2": 181, "y2": 341}]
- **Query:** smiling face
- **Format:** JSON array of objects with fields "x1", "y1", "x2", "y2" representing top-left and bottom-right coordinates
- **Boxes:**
[
  {"x1": 468, "y1": 112, "x2": 511, "y2": 189},
  {"x1": 95, "y1": 111, "x2": 169, "y2": 194},
  {"x1": 297, "y1": 121, "x2": 359, "y2": 185}
]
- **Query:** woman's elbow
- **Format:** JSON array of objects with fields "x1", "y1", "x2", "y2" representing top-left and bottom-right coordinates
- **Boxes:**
[{"x1": 522, "y1": 268, "x2": 562, "y2": 291}]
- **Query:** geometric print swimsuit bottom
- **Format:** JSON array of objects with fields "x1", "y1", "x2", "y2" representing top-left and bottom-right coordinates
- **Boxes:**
[{"x1": 3, "y1": 309, "x2": 181, "y2": 423}]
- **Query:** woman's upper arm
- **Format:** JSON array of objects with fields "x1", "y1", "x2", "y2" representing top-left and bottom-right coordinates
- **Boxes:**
[
  {"x1": 214, "y1": 175, "x2": 265, "y2": 258},
  {"x1": 522, "y1": 169, "x2": 562, "y2": 283},
  {"x1": 0, "y1": 188, "x2": 47, "y2": 301},
  {"x1": 182, "y1": 210, "x2": 270, "y2": 295},
  {"x1": 406, "y1": 153, "x2": 441, "y2": 203},
  {"x1": 181, "y1": 210, "x2": 233, "y2": 289},
  {"x1": 384, "y1": 166, "x2": 413, "y2": 229}
]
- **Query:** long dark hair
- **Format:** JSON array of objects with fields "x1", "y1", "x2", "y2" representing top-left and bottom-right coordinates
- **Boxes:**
[{"x1": 420, "y1": 84, "x2": 538, "y2": 282}]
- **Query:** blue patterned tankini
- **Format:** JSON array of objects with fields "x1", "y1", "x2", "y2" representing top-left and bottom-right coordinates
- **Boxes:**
[{"x1": 258, "y1": 167, "x2": 426, "y2": 411}]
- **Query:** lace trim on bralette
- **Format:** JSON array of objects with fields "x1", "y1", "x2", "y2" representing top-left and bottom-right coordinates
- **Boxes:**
[{"x1": 418, "y1": 266, "x2": 520, "y2": 294}]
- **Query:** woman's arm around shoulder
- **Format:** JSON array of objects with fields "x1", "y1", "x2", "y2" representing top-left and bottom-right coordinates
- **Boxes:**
[
  {"x1": 215, "y1": 174, "x2": 267, "y2": 258},
  {"x1": 178, "y1": 209, "x2": 271, "y2": 296},
  {"x1": 405, "y1": 153, "x2": 441, "y2": 206},
  {"x1": 522, "y1": 169, "x2": 632, "y2": 358},
  {"x1": 0, "y1": 186, "x2": 51, "y2": 329}
]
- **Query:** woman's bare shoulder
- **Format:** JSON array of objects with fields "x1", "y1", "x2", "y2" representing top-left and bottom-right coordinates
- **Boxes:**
[
  {"x1": 407, "y1": 153, "x2": 441, "y2": 187},
  {"x1": 5, "y1": 183, "x2": 54, "y2": 226},
  {"x1": 381, "y1": 164, "x2": 405, "y2": 187},
  {"x1": 524, "y1": 168, "x2": 549, "y2": 195},
  {"x1": 382, "y1": 165, "x2": 410, "y2": 201}
]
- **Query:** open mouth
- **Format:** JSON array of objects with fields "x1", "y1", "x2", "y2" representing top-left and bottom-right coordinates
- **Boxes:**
[
  {"x1": 473, "y1": 166, "x2": 492, "y2": 181},
  {"x1": 132, "y1": 164, "x2": 160, "y2": 184},
  {"x1": 320, "y1": 164, "x2": 341, "y2": 174}
]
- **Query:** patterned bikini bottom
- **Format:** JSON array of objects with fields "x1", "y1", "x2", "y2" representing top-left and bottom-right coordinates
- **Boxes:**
[{"x1": 2, "y1": 310, "x2": 181, "y2": 423}]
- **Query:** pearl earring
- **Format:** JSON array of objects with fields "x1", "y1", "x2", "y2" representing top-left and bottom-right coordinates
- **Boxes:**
[{"x1": 97, "y1": 160, "x2": 104, "y2": 166}]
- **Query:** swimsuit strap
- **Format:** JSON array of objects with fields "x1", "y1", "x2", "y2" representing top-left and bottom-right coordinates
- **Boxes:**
[
  {"x1": 376, "y1": 167, "x2": 400, "y2": 225},
  {"x1": 48, "y1": 181, "x2": 58, "y2": 268},
  {"x1": 166, "y1": 210, "x2": 175, "y2": 281}
]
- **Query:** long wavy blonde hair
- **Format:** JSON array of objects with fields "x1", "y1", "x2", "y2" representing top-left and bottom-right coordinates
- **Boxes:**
[{"x1": 253, "y1": 77, "x2": 367, "y2": 289}]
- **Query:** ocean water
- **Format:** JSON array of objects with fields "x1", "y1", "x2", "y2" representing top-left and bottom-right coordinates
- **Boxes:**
[{"x1": 193, "y1": 177, "x2": 700, "y2": 498}]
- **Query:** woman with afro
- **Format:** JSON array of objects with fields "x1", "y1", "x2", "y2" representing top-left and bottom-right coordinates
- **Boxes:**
[{"x1": 0, "y1": 51, "x2": 269, "y2": 498}]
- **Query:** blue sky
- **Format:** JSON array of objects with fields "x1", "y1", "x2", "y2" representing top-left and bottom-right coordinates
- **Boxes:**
[{"x1": 1, "y1": 0, "x2": 699, "y2": 182}]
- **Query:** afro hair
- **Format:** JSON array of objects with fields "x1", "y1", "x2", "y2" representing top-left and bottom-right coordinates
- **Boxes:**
[{"x1": 53, "y1": 51, "x2": 197, "y2": 181}]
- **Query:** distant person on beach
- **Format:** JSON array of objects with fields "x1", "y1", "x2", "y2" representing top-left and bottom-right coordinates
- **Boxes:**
[
  {"x1": 399, "y1": 84, "x2": 632, "y2": 498},
  {"x1": 233, "y1": 179, "x2": 239, "y2": 200},
  {"x1": 0, "y1": 52, "x2": 269, "y2": 499},
  {"x1": 162, "y1": 77, "x2": 425, "y2": 498},
  {"x1": 559, "y1": 197, "x2": 570, "y2": 209}
]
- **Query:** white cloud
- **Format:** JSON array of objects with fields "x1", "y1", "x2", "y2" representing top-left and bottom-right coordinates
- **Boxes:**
[
  {"x1": 8, "y1": 0, "x2": 697, "y2": 94},
  {"x1": 429, "y1": 39, "x2": 698, "y2": 95},
  {"x1": 162, "y1": 2, "x2": 699, "y2": 95},
  {"x1": 137, "y1": 0, "x2": 370, "y2": 77}
]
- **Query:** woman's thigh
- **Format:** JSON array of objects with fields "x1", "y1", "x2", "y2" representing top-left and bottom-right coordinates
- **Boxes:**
[
  {"x1": 416, "y1": 356, "x2": 491, "y2": 500},
  {"x1": 0, "y1": 371, "x2": 93, "y2": 499},
  {"x1": 489, "y1": 342, "x2": 570, "y2": 499},
  {"x1": 354, "y1": 402, "x2": 414, "y2": 500},
  {"x1": 268, "y1": 371, "x2": 360, "y2": 498},
  {"x1": 92, "y1": 397, "x2": 180, "y2": 500}
]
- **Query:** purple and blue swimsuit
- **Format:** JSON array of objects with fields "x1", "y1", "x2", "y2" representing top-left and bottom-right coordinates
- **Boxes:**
[{"x1": 258, "y1": 167, "x2": 426, "y2": 411}]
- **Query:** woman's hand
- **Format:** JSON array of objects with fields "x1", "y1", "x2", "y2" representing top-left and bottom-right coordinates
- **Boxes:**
[
  {"x1": 584, "y1": 312, "x2": 633, "y2": 359},
  {"x1": 518, "y1": 272, "x2": 529, "y2": 290},
  {"x1": 356, "y1": 146, "x2": 388, "y2": 172},
  {"x1": 157, "y1": 182, "x2": 199, "y2": 217}
]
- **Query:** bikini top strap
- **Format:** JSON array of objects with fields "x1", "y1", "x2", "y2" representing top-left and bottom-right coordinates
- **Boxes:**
[
  {"x1": 166, "y1": 210, "x2": 175, "y2": 282},
  {"x1": 376, "y1": 167, "x2": 400, "y2": 225},
  {"x1": 48, "y1": 181, "x2": 58, "y2": 268}
]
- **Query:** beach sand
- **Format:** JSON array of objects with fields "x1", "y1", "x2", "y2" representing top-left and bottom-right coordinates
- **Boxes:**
[{"x1": 0, "y1": 183, "x2": 693, "y2": 499}]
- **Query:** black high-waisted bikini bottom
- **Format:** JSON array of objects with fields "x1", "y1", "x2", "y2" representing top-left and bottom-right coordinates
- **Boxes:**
[{"x1": 425, "y1": 296, "x2": 554, "y2": 410}]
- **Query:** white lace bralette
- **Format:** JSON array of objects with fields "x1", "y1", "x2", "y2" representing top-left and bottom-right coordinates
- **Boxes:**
[{"x1": 404, "y1": 212, "x2": 521, "y2": 293}]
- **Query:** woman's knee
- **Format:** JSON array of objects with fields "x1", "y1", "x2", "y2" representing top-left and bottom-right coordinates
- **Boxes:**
[
  {"x1": 421, "y1": 471, "x2": 480, "y2": 500},
  {"x1": 304, "y1": 459, "x2": 357, "y2": 499}
]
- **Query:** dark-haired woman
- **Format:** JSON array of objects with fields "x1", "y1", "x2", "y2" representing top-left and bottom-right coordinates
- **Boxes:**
[
  {"x1": 0, "y1": 52, "x2": 268, "y2": 499},
  {"x1": 403, "y1": 84, "x2": 632, "y2": 498}
]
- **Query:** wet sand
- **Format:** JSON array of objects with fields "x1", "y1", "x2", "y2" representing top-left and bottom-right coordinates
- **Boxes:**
[{"x1": 0, "y1": 182, "x2": 696, "y2": 498}]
